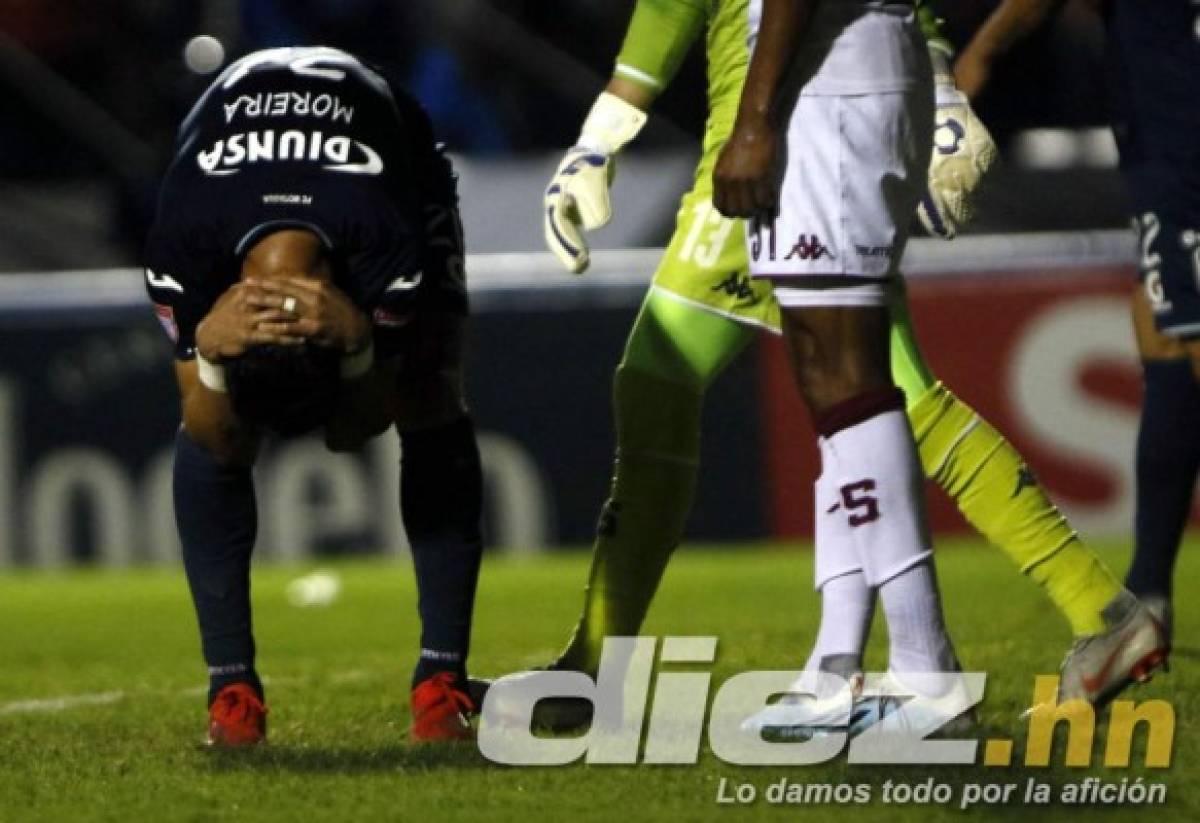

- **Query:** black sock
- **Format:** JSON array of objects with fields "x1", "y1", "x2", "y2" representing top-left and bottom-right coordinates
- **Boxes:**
[
  {"x1": 173, "y1": 429, "x2": 263, "y2": 705},
  {"x1": 400, "y1": 416, "x2": 484, "y2": 688},
  {"x1": 1126, "y1": 360, "x2": 1200, "y2": 599}
]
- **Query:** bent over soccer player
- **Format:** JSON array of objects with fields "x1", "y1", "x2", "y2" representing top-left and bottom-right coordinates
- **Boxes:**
[
  {"x1": 145, "y1": 47, "x2": 483, "y2": 745},
  {"x1": 541, "y1": 0, "x2": 1165, "y2": 728}
]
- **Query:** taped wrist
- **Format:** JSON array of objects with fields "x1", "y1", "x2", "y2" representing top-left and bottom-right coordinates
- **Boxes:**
[
  {"x1": 928, "y1": 47, "x2": 965, "y2": 107},
  {"x1": 196, "y1": 352, "x2": 228, "y2": 393},
  {"x1": 577, "y1": 92, "x2": 648, "y2": 155}
]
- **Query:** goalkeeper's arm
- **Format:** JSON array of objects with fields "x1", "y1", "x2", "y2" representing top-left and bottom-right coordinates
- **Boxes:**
[{"x1": 544, "y1": 0, "x2": 706, "y2": 273}]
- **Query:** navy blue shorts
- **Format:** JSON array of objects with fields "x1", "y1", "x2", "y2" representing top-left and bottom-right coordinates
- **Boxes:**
[
  {"x1": 1127, "y1": 163, "x2": 1200, "y2": 338},
  {"x1": 1108, "y1": 1, "x2": 1200, "y2": 337}
]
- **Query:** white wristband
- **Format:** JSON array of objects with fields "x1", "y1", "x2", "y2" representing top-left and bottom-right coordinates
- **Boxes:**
[
  {"x1": 196, "y1": 352, "x2": 228, "y2": 393},
  {"x1": 577, "y1": 92, "x2": 648, "y2": 156},
  {"x1": 340, "y1": 340, "x2": 375, "y2": 380}
]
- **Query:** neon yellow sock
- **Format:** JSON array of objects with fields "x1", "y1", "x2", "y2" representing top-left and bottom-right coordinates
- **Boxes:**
[
  {"x1": 908, "y1": 384, "x2": 1122, "y2": 636},
  {"x1": 556, "y1": 366, "x2": 701, "y2": 673},
  {"x1": 556, "y1": 292, "x2": 752, "y2": 673}
]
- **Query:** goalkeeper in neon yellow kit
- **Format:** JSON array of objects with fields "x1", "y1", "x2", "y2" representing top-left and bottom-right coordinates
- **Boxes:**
[{"x1": 541, "y1": 0, "x2": 1167, "y2": 715}]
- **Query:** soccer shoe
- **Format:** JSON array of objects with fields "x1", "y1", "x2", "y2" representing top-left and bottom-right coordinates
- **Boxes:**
[
  {"x1": 207, "y1": 683, "x2": 267, "y2": 748},
  {"x1": 742, "y1": 674, "x2": 862, "y2": 742},
  {"x1": 855, "y1": 671, "x2": 977, "y2": 739},
  {"x1": 480, "y1": 667, "x2": 596, "y2": 732},
  {"x1": 532, "y1": 693, "x2": 596, "y2": 732},
  {"x1": 411, "y1": 672, "x2": 476, "y2": 742},
  {"x1": 1055, "y1": 591, "x2": 1170, "y2": 707},
  {"x1": 466, "y1": 676, "x2": 492, "y2": 712},
  {"x1": 1140, "y1": 595, "x2": 1173, "y2": 649}
]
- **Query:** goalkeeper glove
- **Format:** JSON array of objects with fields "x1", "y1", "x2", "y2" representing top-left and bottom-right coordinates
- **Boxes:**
[
  {"x1": 544, "y1": 92, "x2": 648, "y2": 273},
  {"x1": 916, "y1": 48, "x2": 997, "y2": 240}
]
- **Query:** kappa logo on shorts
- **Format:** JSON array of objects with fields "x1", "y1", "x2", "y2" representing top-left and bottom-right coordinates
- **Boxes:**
[
  {"x1": 712, "y1": 272, "x2": 756, "y2": 302},
  {"x1": 784, "y1": 233, "x2": 835, "y2": 262}
]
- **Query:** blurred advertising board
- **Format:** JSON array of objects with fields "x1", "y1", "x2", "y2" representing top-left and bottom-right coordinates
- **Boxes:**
[{"x1": 0, "y1": 232, "x2": 1180, "y2": 566}]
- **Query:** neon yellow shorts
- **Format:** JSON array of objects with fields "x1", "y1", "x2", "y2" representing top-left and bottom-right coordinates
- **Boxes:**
[{"x1": 651, "y1": 157, "x2": 782, "y2": 335}]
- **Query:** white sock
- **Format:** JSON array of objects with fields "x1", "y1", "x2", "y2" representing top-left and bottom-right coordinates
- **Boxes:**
[
  {"x1": 823, "y1": 407, "x2": 931, "y2": 585},
  {"x1": 796, "y1": 437, "x2": 876, "y2": 697},
  {"x1": 823, "y1": 405, "x2": 959, "y2": 692},
  {"x1": 878, "y1": 560, "x2": 959, "y2": 688},
  {"x1": 797, "y1": 571, "x2": 874, "y2": 697}
]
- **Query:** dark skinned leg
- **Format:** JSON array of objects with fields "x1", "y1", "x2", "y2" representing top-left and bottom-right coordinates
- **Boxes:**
[{"x1": 779, "y1": 300, "x2": 958, "y2": 690}]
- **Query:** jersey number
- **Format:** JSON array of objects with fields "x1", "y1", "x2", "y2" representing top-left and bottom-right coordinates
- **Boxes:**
[{"x1": 679, "y1": 202, "x2": 735, "y2": 269}]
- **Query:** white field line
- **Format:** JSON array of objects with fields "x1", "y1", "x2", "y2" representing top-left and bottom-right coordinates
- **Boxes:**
[
  {"x1": 0, "y1": 670, "x2": 374, "y2": 716},
  {"x1": 0, "y1": 691, "x2": 125, "y2": 715}
]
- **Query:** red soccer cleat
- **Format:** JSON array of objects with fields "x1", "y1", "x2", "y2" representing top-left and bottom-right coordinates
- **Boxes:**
[
  {"x1": 207, "y1": 683, "x2": 268, "y2": 747},
  {"x1": 411, "y1": 672, "x2": 475, "y2": 742}
]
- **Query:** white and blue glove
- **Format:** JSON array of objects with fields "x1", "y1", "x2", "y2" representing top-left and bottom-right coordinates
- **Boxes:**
[
  {"x1": 544, "y1": 92, "x2": 648, "y2": 273},
  {"x1": 917, "y1": 49, "x2": 998, "y2": 240}
]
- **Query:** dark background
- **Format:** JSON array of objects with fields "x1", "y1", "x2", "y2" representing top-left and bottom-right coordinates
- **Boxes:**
[{"x1": 0, "y1": 0, "x2": 1119, "y2": 269}]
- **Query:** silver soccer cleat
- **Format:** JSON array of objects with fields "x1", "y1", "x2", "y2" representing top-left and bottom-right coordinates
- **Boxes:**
[
  {"x1": 1139, "y1": 594, "x2": 1173, "y2": 649},
  {"x1": 1055, "y1": 590, "x2": 1170, "y2": 707}
]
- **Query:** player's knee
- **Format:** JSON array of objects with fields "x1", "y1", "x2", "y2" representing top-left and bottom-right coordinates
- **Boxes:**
[
  {"x1": 182, "y1": 417, "x2": 259, "y2": 468},
  {"x1": 792, "y1": 353, "x2": 891, "y2": 417},
  {"x1": 393, "y1": 373, "x2": 467, "y2": 434},
  {"x1": 612, "y1": 361, "x2": 704, "y2": 453}
]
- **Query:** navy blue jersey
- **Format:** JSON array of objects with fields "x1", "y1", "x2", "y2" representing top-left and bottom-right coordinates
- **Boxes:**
[
  {"x1": 1106, "y1": 0, "x2": 1200, "y2": 168},
  {"x1": 145, "y1": 47, "x2": 464, "y2": 359},
  {"x1": 1107, "y1": 2, "x2": 1200, "y2": 336}
]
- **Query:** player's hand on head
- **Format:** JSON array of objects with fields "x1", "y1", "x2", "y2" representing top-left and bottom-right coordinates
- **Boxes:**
[
  {"x1": 255, "y1": 277, "x2": 371, "y2": 353},
  {"x1": 543, "y1": 148, "x2": 614, "y2": 275},
  {"x1": 917, "y1": 84, "x2": 997, "y2": 240},
  {"x1": 195, "y1": 282, "x2": 303, "y2": 361},
  {"x1": 713, "y1": 116, "x2": 780, "y2": 219}
]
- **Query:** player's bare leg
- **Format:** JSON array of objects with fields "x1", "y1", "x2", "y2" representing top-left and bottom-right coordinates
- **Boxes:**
[{"x1": 785, "y1": 301, "x2": 960, "y2": 690}]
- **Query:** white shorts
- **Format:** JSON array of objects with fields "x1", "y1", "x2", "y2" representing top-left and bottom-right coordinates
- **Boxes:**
[
  {"x1": 746, "y1": 86, "x2": 933, "y2": 307},
  {"x1": 774, "y1": 281, "x2": 887, "y2": 308}
]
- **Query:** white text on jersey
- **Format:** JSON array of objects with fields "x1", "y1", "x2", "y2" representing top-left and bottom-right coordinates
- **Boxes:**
[
  {"x1": 223, "y1": 92, "x2": 354, "y2": 125},
  {"x1": 196, "y1": 130, "x2": 384, "y2": 176}
]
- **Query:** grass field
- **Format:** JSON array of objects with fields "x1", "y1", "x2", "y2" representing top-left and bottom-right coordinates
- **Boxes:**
[{"x1": 1, "y1": 538, "x2": 1195, "y2": 823}]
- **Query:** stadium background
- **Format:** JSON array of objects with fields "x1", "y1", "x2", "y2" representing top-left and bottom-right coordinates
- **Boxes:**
[{"x1": 0, "y1": 0, "x2": 1186, "y2": 565}]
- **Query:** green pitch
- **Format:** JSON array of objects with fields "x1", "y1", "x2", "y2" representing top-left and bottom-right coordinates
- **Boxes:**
[{"x1": 1, "y1": 538, "x2": 1195, "y2": 822}]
